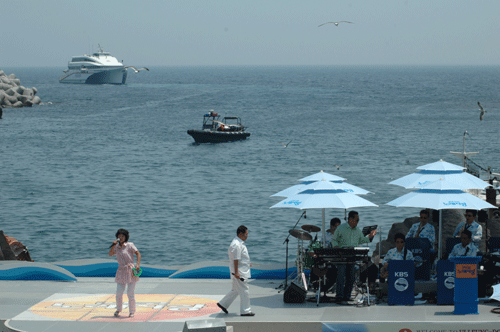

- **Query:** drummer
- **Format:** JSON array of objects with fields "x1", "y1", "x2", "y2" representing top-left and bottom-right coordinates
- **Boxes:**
[
  {"x1": 305, "y1": 218, "x2": 341, "y2": 296},
  {"x1": 323, "y1": 218, "x2": 341, "y2": 246}
]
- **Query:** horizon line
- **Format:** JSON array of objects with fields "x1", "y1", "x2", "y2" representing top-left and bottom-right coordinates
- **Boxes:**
[{"x1": 2, "y1": 64, "x2": 500, "y2": 69}]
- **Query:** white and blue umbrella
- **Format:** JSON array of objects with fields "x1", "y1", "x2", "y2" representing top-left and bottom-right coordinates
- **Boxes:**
[
  {"x1": 389, "y1": 159, "x2": 493, "y2": 258},
  {"x1": 387, "y1": 187, "x2": 495, "y2": 210},
  {"x1": 416, "y1": 159, "x2": 465, "y2": 172},
  {"x1": 271, "y1": 180, "x2": 371, "y2": 198},
  {"x1": 390, "y1": 170, "x2": 491, "y2": 190},
  {"x1": 271, "y1": 179, "x2": 378, "y2": 246},
  {"x1": 390, "y1": 159, "x2": 491, "y2": 190},
  {"x1": 272, "y1": 189, "x2": 378, "y2": 210},
  {"x1": 299, "y1": 170, "x2": 345, "y2": 182},
  {"x1": 387, "y1": 178, "x2": 496, "y2": 258}
]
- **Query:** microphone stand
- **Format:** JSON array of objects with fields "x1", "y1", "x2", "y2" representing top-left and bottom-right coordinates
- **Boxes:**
[{"x1": 278, "y1": 210, "x2": 306, "y2": 291}]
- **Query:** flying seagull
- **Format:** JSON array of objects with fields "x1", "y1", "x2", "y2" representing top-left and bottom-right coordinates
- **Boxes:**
[
  {"x1": 477, "y1": 101, "x2": 486, "y2": 121},
  {"x1": 334, "y1": 164, "x2": 342, "y2": 170},
  {"x1": 125, "y1": 66, "x2": 150, "y2": 73},
  {"x1": 280, "y1": 139, "x2": 293, "y2": 148},
  {"x1": 318, "y1": 21, "x2": 354, "y2": 27}
]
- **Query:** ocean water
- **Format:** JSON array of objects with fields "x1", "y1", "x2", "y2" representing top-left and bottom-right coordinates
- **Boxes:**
[{"x1": 1, "y1": 66, "x2": 499, "y2": 266}]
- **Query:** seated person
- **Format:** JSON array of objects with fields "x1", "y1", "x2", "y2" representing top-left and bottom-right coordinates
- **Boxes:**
[
  {"x1": 406, "y1": 209, "x2": 435, "y2": 248},
  {"x1": 449, "y1": 230, "x2": 478, "y2": 258},
  {"x1": 406, "y1": 209, "x2": 437, "y2": 267},
  {"x1": 308, "y1": 218, "x2": 341, "y2": 295},
  {"x1": 380, "y1": 233, "x2": 414, "y2": 279},
  {"x1": 322, "y1": 217, "x2": 341, "y2": 245},
  {"x1": 453, "y1": 210, "x2": 482, "y2": 248}
]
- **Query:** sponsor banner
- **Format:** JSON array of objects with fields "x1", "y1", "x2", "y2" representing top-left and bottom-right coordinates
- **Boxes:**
[
  {"x1": 455, "y1": 264, "x2": 477, "y2": 278},
  {"x1": 322, "y1": 322, "x2": 500, "y2": 332}
]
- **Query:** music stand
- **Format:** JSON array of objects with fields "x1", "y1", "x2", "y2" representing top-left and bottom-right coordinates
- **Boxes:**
[{"x1": 362, "y1": 225, "x2": 378, "y2": 236}]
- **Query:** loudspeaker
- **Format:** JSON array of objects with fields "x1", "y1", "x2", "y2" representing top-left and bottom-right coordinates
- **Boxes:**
[{"x1": 283, "y1": 282, "x2": 307, "y2": 303}]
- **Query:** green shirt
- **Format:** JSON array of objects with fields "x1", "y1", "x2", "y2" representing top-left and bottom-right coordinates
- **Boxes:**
[{"x1": 331, "y1": 223, "x2": 370, "y2": 248}]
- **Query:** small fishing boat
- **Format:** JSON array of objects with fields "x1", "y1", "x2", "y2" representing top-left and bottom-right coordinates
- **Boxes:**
[{"x1": 187, "y1": 110, "x2": 250, "y2": 144}]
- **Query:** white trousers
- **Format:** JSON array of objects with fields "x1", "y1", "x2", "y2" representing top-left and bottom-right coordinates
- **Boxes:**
[
  {"x1": 219, "y1": 276, "x2": 251, "y2": 314},
  {"x1": 116, "y1": 282, "x2": 136, "y2": 314}
]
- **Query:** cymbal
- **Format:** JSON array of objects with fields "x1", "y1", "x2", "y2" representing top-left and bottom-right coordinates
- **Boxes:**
[
  {"x1": 289, "y1": 229, "x2": 313, "y2": 241},
  {"x1": 301, "y1": 224, "x2": 321, "y2": 233}
]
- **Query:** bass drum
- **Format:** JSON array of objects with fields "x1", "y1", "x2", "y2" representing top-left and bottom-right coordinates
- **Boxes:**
[{"x1": 303, "y1": 240, "x2": 323, "y2": 269}]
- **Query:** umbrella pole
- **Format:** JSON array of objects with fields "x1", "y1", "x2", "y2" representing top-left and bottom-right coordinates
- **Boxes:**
[
  {"x1": 322, "y1": 209, "x2": 326, "y2": 247},
  {"x1": 438, "y1": 210, "x2": 442, "y2": 259},
  {"x1": 283, "y1": 237, "x2": 290, "y2": 290},
  {"x1": 379, "y1": 226, "x2": 382, "y2": 261}
]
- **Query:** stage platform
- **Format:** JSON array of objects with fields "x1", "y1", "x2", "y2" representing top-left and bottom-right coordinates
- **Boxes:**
[{"x1": 1, "y1": 277, "x2": 500, "y2": 332}]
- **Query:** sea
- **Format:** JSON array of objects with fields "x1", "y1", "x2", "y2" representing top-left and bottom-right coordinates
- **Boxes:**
[{"x1": 1, "y1": 66, "x2": 499, "y2": 267}]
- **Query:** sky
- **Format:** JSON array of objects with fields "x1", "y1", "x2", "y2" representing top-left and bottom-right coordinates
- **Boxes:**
[{"x1": 2, "y1": 0, "x2": 499, "y2": 67}]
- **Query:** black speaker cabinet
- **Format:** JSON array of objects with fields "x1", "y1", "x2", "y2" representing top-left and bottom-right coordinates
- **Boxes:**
[{"x1": 283, "y1": 282, "x2": 307, "y2": 303}]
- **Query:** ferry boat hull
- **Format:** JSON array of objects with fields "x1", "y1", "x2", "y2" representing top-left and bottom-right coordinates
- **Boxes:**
[{"x1": 60, "y1": 67, "x2": 127, "y2": 85}]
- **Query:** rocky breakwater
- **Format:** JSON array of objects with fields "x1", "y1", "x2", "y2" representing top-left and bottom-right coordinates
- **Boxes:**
[{"x1": 0, "y1": 70, "x2": 41, "y2": 108}]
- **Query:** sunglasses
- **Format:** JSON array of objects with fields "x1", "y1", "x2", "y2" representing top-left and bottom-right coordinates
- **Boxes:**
[{"x1": 464, "y1": 214, "x2": 474, "y2": 218}]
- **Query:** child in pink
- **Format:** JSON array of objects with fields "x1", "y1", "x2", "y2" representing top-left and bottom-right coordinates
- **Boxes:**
[{"x1": 109, "y1": 228, "x2": 141, "y2": 318}]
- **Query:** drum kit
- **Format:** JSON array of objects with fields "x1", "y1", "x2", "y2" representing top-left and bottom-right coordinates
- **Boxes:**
[{"x1": 288, "y1": 224, "x2": 321, "y2": 279}]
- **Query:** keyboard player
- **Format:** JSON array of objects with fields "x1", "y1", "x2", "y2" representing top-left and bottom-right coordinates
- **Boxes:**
[{"x1": 330, "y1": 211, "x2": 377, "y2": 303}]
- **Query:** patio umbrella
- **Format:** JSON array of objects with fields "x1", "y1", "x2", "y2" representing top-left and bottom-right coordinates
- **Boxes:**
[
  {"x1": 390, "y1": 159, "x2": 491, "y2": 190},
  {"x1": 387, "y1": 178, "x2": 496, "y2": 258},
  {"x1": 271, "y1": 180, "x2": 371, "y2": 198},
  {"x1": 298, "y1": 170, "x2": 345, "y2": 182},
  {"x1": 271, "y1": 171, "x2": 374, "y2": 244},
  {"x1": 271, "y1": 180, "x2": 378, "y2": 246},
  {"x1": 417, "y1": 159, "x2": 465, "y2": 171},
  {"x1": 390, "y1": 170, "x2": 491, "y2": 190}
]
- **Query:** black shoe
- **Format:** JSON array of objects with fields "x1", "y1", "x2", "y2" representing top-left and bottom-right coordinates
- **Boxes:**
[
  {"x1": 217, "y1": 303, "x2": 228, "y2": 314},
  {"x1": 241, "y1": 312, "x2": 255, "y2": 316},
  {"x1": 334, "y1": 297, "x2": 348, "y2": 303}
]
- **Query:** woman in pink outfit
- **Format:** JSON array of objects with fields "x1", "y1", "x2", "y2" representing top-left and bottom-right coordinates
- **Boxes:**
[{"x1": 108, "y1": 228, "x2": 141, "y2": 318}]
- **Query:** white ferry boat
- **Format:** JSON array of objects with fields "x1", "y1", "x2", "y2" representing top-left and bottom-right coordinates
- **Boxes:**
[{"x1": 59, "y1": 45, "x2": 148, "y2": 84}]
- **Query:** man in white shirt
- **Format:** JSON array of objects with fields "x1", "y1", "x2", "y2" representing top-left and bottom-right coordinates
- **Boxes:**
[
  {"x1": 406, "y1": 209, "x2": 435, "y2": 248},
  {"x1": 218, "y1": 225, "x2": 255, "y2": 316},
  {"x1": 453, "y1": 210, "x2": 482, "y2": 248},
  {"x1": 449, "y1": 230, "x2": 478, "y2": 258},
  {"x1": 380, "y1": 233, "x2": 414, "y2": 279}
]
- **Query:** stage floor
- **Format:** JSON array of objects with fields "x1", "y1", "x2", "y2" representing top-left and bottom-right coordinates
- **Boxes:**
[{"x1": 1, "y1": 277, "x2": 499, "y2": 332}]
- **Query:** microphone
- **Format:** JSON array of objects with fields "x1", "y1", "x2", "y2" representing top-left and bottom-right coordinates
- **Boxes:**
[
  {"x1": 232, "y1": 273, "x2": 245, "y2": 281},
  {"x1": 109, "y1": 239, "x2": 120, "y2": 249},
  {"x1": 303, "y1": 211, "x2": 307, "y2": 219}
]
